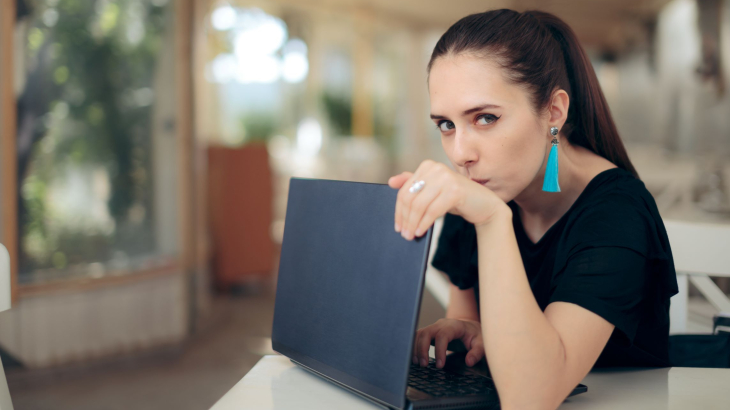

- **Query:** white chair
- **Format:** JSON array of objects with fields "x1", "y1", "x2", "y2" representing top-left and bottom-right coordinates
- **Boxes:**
[
  {"x1": 0, "y1": 244, "x2": 14, "y2": 409},
  {"x1": 665, "y1": 220, "x2": 730, "y2": 334},
  {"x1": 424, "y1": 217, "x2": 451, "y2": 310}
]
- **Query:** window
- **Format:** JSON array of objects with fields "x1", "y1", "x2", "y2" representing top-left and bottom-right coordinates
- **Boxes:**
[{"x1": 16, "y1": 0, "x2": 178, "y2": 283}]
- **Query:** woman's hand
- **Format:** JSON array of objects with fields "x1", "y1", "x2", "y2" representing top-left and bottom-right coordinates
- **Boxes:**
[
  {"x1": 413, "y1": 318, "x2": 485, "y2": 369},
  {"x1": 388, "y1": 160, "x2": 507, "y2": 240}
]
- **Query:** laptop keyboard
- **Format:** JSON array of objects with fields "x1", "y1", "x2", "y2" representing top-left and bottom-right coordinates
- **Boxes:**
[{"x1": 408, "y1": 358, "x2": 497, "y2": 397}]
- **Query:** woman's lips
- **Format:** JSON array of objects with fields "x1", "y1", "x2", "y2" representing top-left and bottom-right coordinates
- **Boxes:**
[{"x1": 471, "y1": 178, "x2": 490, "y2": 185}]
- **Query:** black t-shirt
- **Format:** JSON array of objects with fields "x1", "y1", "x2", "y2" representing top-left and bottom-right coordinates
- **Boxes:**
[{"x1": 431, "y1": 167, "x2": 679, "y2": 367}]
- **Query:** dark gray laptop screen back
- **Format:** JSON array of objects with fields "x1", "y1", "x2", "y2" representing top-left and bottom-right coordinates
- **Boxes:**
[{"x1": 272, "y1": 178, "x2": 433, "y2": 409}]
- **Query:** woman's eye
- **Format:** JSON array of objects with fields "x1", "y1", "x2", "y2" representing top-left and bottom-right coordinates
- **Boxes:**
[
  {"x1": 476, "y1": 114, "x2": 500, "y2": 125},
  {"x1": 437, "y1": 120, "x2": 455, "y2": 132}
]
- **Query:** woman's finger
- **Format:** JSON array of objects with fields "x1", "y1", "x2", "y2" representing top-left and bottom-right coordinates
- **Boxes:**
[
  {"x1": 396, "y1": 171, "x2": 421, "y2": 239},
  {"x1": 412, "y1": 326, "x2": 429, "y2": 364},
  {"x1": 417, "y1": 326, "x2": 435, "y2": 367},
  {"x1": 394, "y1": 172, "x2": 417, "y2": 232},
  {"x1": 465, "y1": 336, "x2": 485, "y2": 367},
  {"x1": 412, "y1": 330, "x2": 421, "y2": 364},
  {"x1": 413, "y1": 190, "x2": 453, "y2": 238},
  {"x1": 433, "y1": 330, "x2": 452, "y2": 369},
  {"x1": 403, "y1": 183, "x2": 441, "y2": 240},
  {"x1": 400, "y1": 162, "x2": 433, "y2": 238},
  {"x1": 401, "y1": 165, "x2": 442, "y2": 238},
  {"x1": 388, "y1": 172, "x2": 412, "y2": 189}
]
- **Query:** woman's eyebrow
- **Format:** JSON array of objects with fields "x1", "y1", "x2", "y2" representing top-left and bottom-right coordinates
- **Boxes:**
[{"x1": 430, "y1": 103, "x2": 502, "y2": 120}]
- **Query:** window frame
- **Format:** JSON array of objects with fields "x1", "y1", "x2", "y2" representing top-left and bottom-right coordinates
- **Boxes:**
[{"x1": 0, "y1": 0, "x2": 198, "y2": 299}]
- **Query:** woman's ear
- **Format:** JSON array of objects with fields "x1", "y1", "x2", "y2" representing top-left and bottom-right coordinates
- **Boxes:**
[{"x1": 548, "y1": 89, "x2": 569, "y2": 133}]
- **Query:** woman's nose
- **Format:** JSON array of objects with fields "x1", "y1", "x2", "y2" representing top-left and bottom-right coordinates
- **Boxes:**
[{"x1": 451, "y1": 131, "x2": 478, "y2": 168}]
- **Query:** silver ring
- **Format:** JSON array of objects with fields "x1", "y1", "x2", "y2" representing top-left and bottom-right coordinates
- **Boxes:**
[{"x1": 409, "y1": 180, "x2": 425, "y2": 194}]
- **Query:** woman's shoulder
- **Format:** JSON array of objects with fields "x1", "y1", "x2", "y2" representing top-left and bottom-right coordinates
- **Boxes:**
[
  {"x1": 555, "y1": 166, "x2": 678, "y2": 302},
  {"x1": 561, "y1": 167, "x2": 671, "y2": 260},
  {"x1": 571, "y1": 167, "x2": 656, "y2": 219}
]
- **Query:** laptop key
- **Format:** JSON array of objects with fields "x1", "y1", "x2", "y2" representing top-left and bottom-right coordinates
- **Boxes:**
[{"x1": 408, "y1": 361, "x2": 496, "y2": 398}]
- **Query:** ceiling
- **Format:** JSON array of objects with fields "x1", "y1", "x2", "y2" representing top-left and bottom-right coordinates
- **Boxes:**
[{"x1": 266, "y1": 0, "x2": 674, "y2": 52}]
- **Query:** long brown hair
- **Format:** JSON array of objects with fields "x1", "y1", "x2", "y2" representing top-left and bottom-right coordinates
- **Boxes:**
[{"x1": 428, "y1": 9, "x2": 639, "y2": 178}]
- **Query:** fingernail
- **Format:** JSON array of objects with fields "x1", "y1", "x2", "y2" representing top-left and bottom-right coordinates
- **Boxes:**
[
  {"x1": 395, "y1": 223, "x2": 401, "y2": 232},
  {"x1": 466, "y1": 357, "x2": 473, "y2": 366},
  {"x1": 420, "y1": 358, "x2": 427, "y2": 367},
  {"x1": 414, "y1": 228, "x2": 422, "y2": 237},
  {"x1": 436, "y1": 359, "x2": 443, "y2": 368},
  {"x1": 402, "y1": 230, "x2": 410, "y2": 239},
  {"x1": 412, "y1": 356, "x2": 417, "y2": 365}
]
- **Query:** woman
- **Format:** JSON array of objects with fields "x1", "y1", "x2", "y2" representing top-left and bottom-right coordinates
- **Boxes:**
[{"x1": 387, "y1": 9, "x2": 678, "y2": 409}]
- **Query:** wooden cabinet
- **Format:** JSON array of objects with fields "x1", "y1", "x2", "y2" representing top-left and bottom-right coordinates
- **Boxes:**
[{"x1": 207, "y1": 144, "x2": 274, "y2": 290}]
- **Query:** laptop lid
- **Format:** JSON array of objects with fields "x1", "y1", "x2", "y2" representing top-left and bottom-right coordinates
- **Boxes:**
[{"x1": 272, "y1": 178, "x2": 433, "y2": 410}]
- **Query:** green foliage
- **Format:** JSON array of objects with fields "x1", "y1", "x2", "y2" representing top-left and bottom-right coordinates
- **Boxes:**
[
  {"x1": 321, "y1": 91, "x2": 352, "y2": 136},
  {"x1": 241, "y1": 112, "x2": 277, "y2": 144},
  {"x1": 373, "y1": 96, "x2": 397, "y2": 155},
  {"x1": 20, "y1": 0, "x2": 171, "y2": 273}
]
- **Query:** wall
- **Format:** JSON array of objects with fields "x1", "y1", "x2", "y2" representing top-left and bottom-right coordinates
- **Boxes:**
[
  {"x1": 609, "y1": 0, "x2": 730, "y2": 158},
  {"x1": 0, "y1": 273, "x2": 187, "y2": 368}
]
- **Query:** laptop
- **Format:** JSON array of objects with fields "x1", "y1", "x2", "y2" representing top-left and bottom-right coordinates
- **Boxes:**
[{"x1": 271, "y1": 177, "x2": 587, "y2": 409}]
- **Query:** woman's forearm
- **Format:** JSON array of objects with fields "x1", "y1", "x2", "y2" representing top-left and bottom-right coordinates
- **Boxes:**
[
  {"x1": 475, "y1": 208, "x2": 569, "y2": 410},
  {"x1": 445, "y1": 284, "x2": 481, "y2": 322}
]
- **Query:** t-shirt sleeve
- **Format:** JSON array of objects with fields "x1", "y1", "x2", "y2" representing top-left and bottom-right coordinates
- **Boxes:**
[
  {"x1": 549, "y1": 191, "x2": 677, "y2": 346},
  {"x1": 430, "y1": 213, "x2": 479, "y2": 290},
  {"x1": 549, "y1": 246, "x2": 648, "y2": 345}
]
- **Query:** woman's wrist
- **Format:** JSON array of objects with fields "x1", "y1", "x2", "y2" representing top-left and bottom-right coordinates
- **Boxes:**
[
  {"x1": 474, "y1": 202, "x2": 513, "y2": 231},
  {"x1": 454, "y1": 317, "x2": 481, "y2": 325}
]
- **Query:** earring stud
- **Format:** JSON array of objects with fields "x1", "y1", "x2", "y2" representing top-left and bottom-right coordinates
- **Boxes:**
[{"x1": 550, "y1": 126, "x2": 559, "y2": 136}]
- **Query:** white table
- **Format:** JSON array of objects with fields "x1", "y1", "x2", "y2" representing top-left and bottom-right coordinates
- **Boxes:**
[{"x1": 211, "y1": 355, "x2": 730, "y2": 410}]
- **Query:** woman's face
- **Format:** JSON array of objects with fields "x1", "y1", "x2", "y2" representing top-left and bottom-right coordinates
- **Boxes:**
[{"x1": 428, "y1": 54, "x2": 550, "y2": 203}]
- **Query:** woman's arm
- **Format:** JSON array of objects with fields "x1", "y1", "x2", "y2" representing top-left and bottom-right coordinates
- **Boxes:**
[
  {"x1": 445, "y1": 283, "x2": 480, "y2": 322},
  {"x1": 388, "y1": 162, "x2": 613, "y2": 408},
  {"x1": 476, "y1": 208, "x2": 614, "y2": 410}
]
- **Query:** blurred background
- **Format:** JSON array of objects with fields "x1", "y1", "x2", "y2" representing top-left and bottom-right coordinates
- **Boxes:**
[{"x1": 0, "y1": 0, "x2": 729, "y2": 408}]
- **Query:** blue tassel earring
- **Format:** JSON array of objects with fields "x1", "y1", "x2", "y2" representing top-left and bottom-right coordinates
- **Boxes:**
[{"x1": 542, "y1": 126, "x2": 561, "y2": 192}]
